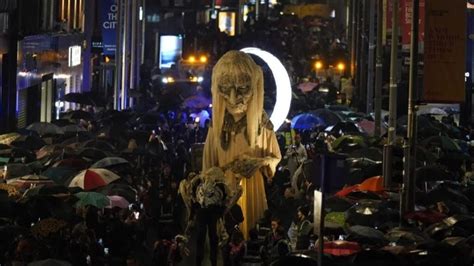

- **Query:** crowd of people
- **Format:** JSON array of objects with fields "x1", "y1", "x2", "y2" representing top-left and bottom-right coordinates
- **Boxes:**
[{"x1": 0, "y1": 101, "x2": 329, "y2": 266}]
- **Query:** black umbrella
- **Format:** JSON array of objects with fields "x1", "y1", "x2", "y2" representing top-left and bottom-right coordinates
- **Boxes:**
[
  {"x1": 62, "y1": 92, "x2": 106, "y2": 106},
  {"x1": 385, "y1": 227, "x2": 430, "y2": 246},
  {"x1": 270, "y1": 253, "x2": 318, "y2": 266},
  {"x1": 82, "y1": 139, "x2": 117, "y2": 152},
  {"x1": 346, "y1": 225, "x2": 388, "y2": 246},
  {"x1": 10, "y1": 135, "x2": 47, "y2": 150},
  {"x1": 61, "y1": 110, "x2": 94, "y2": 120},
  {"x1": 415, "y1": 165, "x2": 451, "y2": 189},
  {"x1": 353, "y1": 249, "x2": 402, "y2": 266},
  {"x1": 325, "y1": 196, "x2": 354, "y2": 212},
  {"x1": 77, "y1": 147, "x2": 109, "y2": 161},
  {"x1": 345, "y1": 200, "x2": 398, "y2": 228},
  {"x1": 349, "y1": 147, "x2": 383, "y2": 161},
  {"x1": 310, "y1": 108, "x2": 343, "y2": 127}
]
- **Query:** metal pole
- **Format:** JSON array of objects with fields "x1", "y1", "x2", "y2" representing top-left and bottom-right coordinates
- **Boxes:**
[
  {"x1": 403, "y1": 0, "x2": 419, "y2": 213},
  {"x1": 114, "y1": 0, "x2": 122, "y2": 110},
  {"x1": 366, "y1": 0, "x2": 376, "y2": 114},
  {"x1": 350, "y1": 0, "x2": 357, "y2": 78},
  {"x1": 358, "y1": 0, "x2": 368, "y2": 112},
  {"x1": 255, "y1": 0, "x2": 260, "y2": 21},
  {"x1": 374, "y1": 0, "x2": 384, "y2": 136},
  {"x1": 130, "y1": 0, "x2": 137, "y2": 107},
  {"x1": 383, "y1": 0, "x2": 399, "y2": 189}
]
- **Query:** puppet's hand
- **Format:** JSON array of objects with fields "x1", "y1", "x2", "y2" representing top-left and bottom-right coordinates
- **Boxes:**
[{"x1": 228, "y1": 157, "x2": 265, "y2": 178}]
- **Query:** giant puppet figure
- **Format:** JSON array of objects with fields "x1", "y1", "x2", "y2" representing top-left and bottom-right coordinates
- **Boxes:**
[{"x1": 202, "y1": 50, "x2": 282, "y2": 236}]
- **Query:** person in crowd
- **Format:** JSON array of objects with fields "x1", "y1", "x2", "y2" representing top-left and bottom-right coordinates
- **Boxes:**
[
  {"x1": 285, "y1": 133, "x2": 308, "y2": 191},
  {"x1": 295, "y1": 205, "x2": 313, "y2": 250}
]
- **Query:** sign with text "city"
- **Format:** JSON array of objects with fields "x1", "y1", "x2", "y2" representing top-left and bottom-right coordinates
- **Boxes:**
[{"x1": 101, "y1": 0, "x2": 117, "y2": 55}]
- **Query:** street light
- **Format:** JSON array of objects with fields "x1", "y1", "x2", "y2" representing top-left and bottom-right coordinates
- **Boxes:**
[
  {"x1": 337, "y1": 62, "x2": 345, "y2": 72},
  {"x1": 315, "y1": 61, "x2": 323, "y2": 70},
  {"x1": 199, "y1": 55, "x2": 207, "y2": 63},
  {"x1": 188, "y1": 56, "x2": 196, "y2": 63}
]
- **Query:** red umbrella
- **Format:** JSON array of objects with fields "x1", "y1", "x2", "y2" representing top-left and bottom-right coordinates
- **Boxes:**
[
  {"x1": 68, "y1": 168, "x2": 120, "y2": 190},
  {"x1": 323, "y1": 240, "x2": 361, "y2": 256},
  {"x1": 404, "y1": 210, "x2": 447, "y2": 224}
]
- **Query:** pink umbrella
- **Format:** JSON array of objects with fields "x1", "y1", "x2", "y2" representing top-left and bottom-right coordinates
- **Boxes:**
[
  {"x1": 106, "y1": 195, "x2": 130, "y2": 209},
  {"x1": 297, "y1": 82, "x2": 318, "y2": 93},
  {"x1": 356, "y1": 119, "x2": 387, "y2": 136}
]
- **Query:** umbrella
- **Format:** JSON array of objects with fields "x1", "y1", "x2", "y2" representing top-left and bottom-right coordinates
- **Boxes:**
[
  {"x1": 297, "y1": 81, "x2": 318, "y2": 93},
  {"x1": 11, "y1": 135, "x2": 47, "y2": 150},
  {"x1": 52, "y1": 158, "x2": 89, "y2": 170},
  {"x1": 68, "y1": 168, "x2": 120, "y2": 190},
  {"x1": 74, "y1": 191, "x2": 110, "y2": 208},
  {"x1": 345, "y1": 199, "x2": 395, "y2": 228},
  {"x1": 62, "y1": 92, "x2": 105, "y2": 106},
  {"x1": 106, "y1": 195, "x2": 130, "y2": 209},
  {"x1": 324, "y1": 196, "x2": 353, "y2": 212},
  {"x1": 91, "y1": 157, "x2": 129, "y2": 168},
  {"x1": 356, "y1": 119, "x2": 387, "y2": 136},
  {"x1": 61, "y1": 124, "x2": 87, "y2": 134},
  {"x1": 22, "y1": 184, "x2": 70, "y2": 198},
  {"x1": 323, "y1": 240, "x2": 361, "y2": 256},
  {"x1": 7, "y1": 174, "x2": 55, "y2": 190},
  {"x1": 82, "y1": 139, "x2": 116, "y2": 152},
  {"x1": 311, "y1": 108, "x2": 343, "y2": 126},
  {"x1": 346, "y1": 225, "x2": 388, "y2": 246},
  {"x1": 417, "y1": 107, "x2": 448, "y2": 115},
  {"x1": 182, "y1": 95, "x2": 211, "y2": 109},
  {"x1": 61, "y1": 110, "x2": 94, "y2": 120},
  {"x1": 0, "y1": 147, "x2": 36, "y2": 162},
  {"x1": 51, "y1": 119, "x2": 74, "y2": 127},
  {"x1": 77, "y1": 147, "x2": 109, "y2": 161},
  {"x1": 36, "y1": 144, "x2": 73, "y2": 160},
  {"x1": 404, "y1": 210, "x2": 447, "y2": 225},
  {"x1": 385, "y1": 227, "x2": 429, "y2": 246},
  {"x1": 335, "y1": 176, "x2": 384, "y2": 197},
  {"x1": 1, "y1": 163, "x2": 33, "y2": 179},
  {"x1": 98, "y1": 183, "x2": 137, "y2": 203},
  {"x1": 291, "y1": 113, "x2": 324, "y2": 130},
  {"x1": 0, "y1": 132, "x2": 20, "y2": 145},
  {"x1": 28, "y1": 259, "x2": 72, "y2": 266},
  {"x1": 324, "y1": 211, "x2": 346, "y2": 229},
  {"x1": 421, "y1": 135, "x2": 461, "y2": 153},
  {"x1": 349, "y1": 147, "x2": 383, "y2": 161},
  {"x1": 42, "y1": 167, "x2": 78, "y2": 185},
  {"x1": 31, "y1": 217, "x2": 68, "y2": 238},
  {"x1": 26, "y1": 122, "x2": 64, "y2": 136},
  {"x1": 270, "y1": 254, "x2": 318, "y2": 266},
  {"x1": 331, "y1": 135, "x2": 366, "y2": 153},
  {"x1": 0, "y1": 183, "x2": 21, "y2": 198},
  {"x1": 328, "y1": 121, "x2": 361, "y2": 136}
]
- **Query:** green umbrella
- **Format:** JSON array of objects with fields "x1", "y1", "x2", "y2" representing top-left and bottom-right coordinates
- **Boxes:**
[
  {"x1": 325, "y1": 211, "x2": 346, "y2": 228},
  {"x1": 74, "y1": 191, "x2": 110, "y2": 208},
  {"x1": 331, "y1": 135, "x2": 366, "y2": 152}
]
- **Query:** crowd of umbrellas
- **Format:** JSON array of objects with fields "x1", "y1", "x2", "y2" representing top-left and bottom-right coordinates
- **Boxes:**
[
  {"x1": 0, "y1": 109, "x2": 184, "y2": 265},
  {"x1": 277, "y1": 105, "x2": 474, "y2": 265},
  {"x1": 0, "y1": 104, "x2": 473, "y2": 265}
]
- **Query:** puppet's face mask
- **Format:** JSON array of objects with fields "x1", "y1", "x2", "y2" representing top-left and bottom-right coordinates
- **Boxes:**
[{"x1": 218, "y1": 74, "x2": 253, "y2": 117}]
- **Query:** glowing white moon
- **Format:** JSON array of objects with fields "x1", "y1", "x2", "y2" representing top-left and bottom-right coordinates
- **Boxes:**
[{"x1": 241, "y1": 47, "x2": 292, "y2": 131}]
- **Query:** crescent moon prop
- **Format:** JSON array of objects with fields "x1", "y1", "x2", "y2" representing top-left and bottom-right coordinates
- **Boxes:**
[{"x1": 240, "y1": 47, "x2": 292, "y2": 131}]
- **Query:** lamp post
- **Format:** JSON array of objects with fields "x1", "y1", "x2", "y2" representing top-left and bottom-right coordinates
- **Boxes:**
[{"x1": 383, "y1": 0, "x2": 399, "y2": 189}]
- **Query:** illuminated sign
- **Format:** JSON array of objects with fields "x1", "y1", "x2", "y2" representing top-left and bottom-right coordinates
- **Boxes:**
[{"x1": 68, "y1": 45, "x2": 81, "y2": 67}]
